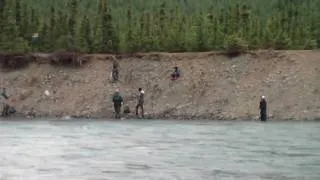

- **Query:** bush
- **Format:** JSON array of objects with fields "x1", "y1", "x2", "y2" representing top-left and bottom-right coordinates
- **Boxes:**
[
  {"x1": 49, "y1": 50, "x2": 89, "y2": 67},
  {"x1": 303, "y1": 39, "x2": 317, "y2": 50},
  {"x1": 224, "y1": 35, "x2": 248, "y2": 57},
  {"x1": 0, "y1": 53, "x2": 35, "y2": 70},
  {"x1": 274, "y1": 33, "x2": 292, "y2": 50}
]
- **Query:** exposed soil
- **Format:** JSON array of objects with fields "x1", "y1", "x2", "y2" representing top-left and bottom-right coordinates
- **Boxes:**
[{"x1": 0, "y1": 50, "x2": 319, "y2": 120}]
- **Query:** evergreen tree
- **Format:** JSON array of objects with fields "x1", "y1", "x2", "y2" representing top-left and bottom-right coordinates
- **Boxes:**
[
  {"x1": 0, "y1": 0, "x2": 318, "y2": 53},
  {"x1": 0, "y1": 8, "x2": 29, "y2": 53},
  {"x1": 0, "y1": 0, "x2": 5, "y2": 41},
  {"x1": 100, "y1": 0, "x2": 118, "y2": 53},
  {"x1": 49, "y1": 7, "x2": 56, "y2": 42},
  {"x1": 68, "y1": 0, "x2": 78, "y2": 49},
  {"x1": 39, "y1": 23, "x2": 51, "y2": 52},
  {"x1": 30, "y1": 8, "x2": 40, "y2": 39},
  {"x1": 79, "y1": 15, "x2": 93, "y2": 52},
  {"x1": 158, "y1": 1, "x2": 167, "y2": 51},
  {"x1": 195, "y1": 16, "x2": 206, "y2": 51},
  {"x1": 20, "y1": 5, "x2": 29, "y2": 39},
  {"x1": 125, "y1": 6, "x2": 134, "y2": 52},
  {"x1": 15, "y1": 0, "x2": 21, "y2": 31}
]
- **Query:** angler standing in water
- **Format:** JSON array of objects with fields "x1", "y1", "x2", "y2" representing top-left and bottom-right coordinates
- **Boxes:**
[
  {"x1": 136, "y1": 88, "x2": 144, "y2": 118},
  {"x1": 259, "y1": 96, "x2": 267, "y2": 121},
  {"x1": 112, "y1": 89, "x2": 123, "y2": 119}
]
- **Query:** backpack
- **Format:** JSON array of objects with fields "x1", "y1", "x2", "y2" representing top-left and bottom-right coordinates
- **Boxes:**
[
  {"x1": 9, "y1": 106, "x2": 16, "y2": 114},
  {"x1": 123, "y1": 105, "x2": 130, "y2": 114}
]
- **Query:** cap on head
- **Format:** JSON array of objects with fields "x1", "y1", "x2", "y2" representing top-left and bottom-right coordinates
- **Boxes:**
[
  {"x1": 138, "y1": 88, "x2": 142, "y2": 91},
  {"x1": 115, "y1": 89, "x2": 119, "y2": 92},
  {"x1": 261, "y1": 95, "x2": 265, "y2": 99}
]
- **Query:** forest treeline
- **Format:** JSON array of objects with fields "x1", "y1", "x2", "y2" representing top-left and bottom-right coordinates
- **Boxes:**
[{"x1": 0, "y1": 0, "x2": 319, "y2": 53}]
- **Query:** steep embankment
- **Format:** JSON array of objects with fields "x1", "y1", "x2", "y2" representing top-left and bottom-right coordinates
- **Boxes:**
[{"x1": 0, "y1": 50, "x2": 319, "y2": 120}]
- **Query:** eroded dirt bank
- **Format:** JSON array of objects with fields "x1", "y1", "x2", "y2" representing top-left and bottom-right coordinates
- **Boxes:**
[{"x1": 0, "y1": 50, "x2": 319, "y2": 120}]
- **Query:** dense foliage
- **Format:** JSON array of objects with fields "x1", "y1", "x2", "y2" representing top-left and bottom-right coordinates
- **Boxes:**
[{"x1": 0, "y1": 0, "x2": 319, "y2": 53}]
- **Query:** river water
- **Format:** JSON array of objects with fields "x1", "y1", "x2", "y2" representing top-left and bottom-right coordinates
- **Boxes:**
[{"x1": 0, "y1": 119, "x2": 319, "y2": 180}]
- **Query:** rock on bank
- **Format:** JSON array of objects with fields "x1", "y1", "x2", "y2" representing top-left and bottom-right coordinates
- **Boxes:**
[{"x1": 0, "y1": 50, "x2": 319, "y2": 120}]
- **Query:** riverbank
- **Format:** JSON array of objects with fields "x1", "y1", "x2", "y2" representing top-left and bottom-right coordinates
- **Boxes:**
[{"x1": 1, "y1": 50, "x2": 319, "y2": 120}]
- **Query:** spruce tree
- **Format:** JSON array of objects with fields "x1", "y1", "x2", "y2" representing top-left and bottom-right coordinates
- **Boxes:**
[
  {"x1": 39, "y1": 23, "x2": 51, "y2": 52},
  {"x1": 15, "y1": 0, "x2": 21, "y2": 33},
  {"x1": 0, "y1": 0, "x2": 5, "y2": 41},
  {"x1": 79, "y1": 15, "x2": 93, "y2": 52},
  {"x1": 49, "y1": 7, "x2": 56, "y2": 43},
  {"x1": 0, "y1": 0, "x2": 318, "y2": 53},
  {"x1": 68, "y1": 0, "x2": 78, "y2": 50},
  {"x1": 30, "y1": 8, "x2": 40, "y2": 38},
  {"x1": 158, "y1": 1, "x2": 167, "y2": 51},
  {"x1": 20, "y1": 5, "x2": 29, "y2": 40},
  {"x1": 56, "y1": 10, "x2": 68, "y2": 39},
  {"x1": 0, "y1": 8, "x2": 29, "y2": 53},
  {"x1": 100, "y1": 0, "x2": 118, "y2": 53},
  {"x1": 195, "y1": 15, "x2": 206, "y2": 51},
  {"x1": 125, "y1": 6, "x2": 134, "y2": 52},
  {"x1": 56, "y1": 10, "x2": 72, "y2": 50}
]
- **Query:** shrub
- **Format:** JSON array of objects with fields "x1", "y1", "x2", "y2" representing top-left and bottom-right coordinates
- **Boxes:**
[
  {"x1": 49, "y1": 50, "x2": 89, "y2": 67},
  {"x1": 274, "y1": 33, "x2": 292, "y2": 50},
  {"x1": 0, "y1": 53, "x2": 34, "y2": 70},
  {"x1": 224, "y1": 35, "x2": 248, "y2": 57}
]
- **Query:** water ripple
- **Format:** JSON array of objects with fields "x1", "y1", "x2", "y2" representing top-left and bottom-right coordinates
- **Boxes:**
[{"x1": 0, "y1": 120, "x2": 319, "y2": 180}]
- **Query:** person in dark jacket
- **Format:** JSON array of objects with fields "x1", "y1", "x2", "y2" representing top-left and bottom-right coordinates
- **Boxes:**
[
  {"x1": 112, "y1": 89, "x2": 123, "y2": 119},
  {"x1": 259, "y1": 96, "x2": 267, "y2": 121},
  {"x1": 1, "y1": 88, "x2": 9, "y2": 99},
  {"x1": 1, "y1": 88, "x2": 10, "y2": 117},
  {"x1": 171, "y1": 66, "x2": 180, "y2": 80},
  {"x1": 135, "y1": 88, "x2": 144, "y2": 117},
  {"x1": 112, "y1": 59, "x2": 119, "y2": 82}
]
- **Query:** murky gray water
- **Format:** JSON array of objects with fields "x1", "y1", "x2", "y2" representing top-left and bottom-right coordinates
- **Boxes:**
[{"x1": 0, "y1": 119, "x2": 319, "y2": 180}]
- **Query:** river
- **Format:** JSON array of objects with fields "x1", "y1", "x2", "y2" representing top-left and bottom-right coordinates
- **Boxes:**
[{"x1": 0, "y1": 119, "x2": 319, "y2": 180}]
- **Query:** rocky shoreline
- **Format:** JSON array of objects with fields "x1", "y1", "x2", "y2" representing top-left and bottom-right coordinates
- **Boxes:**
[
  {"x1": 1, "y1": 50, "x2": 319, "y2": 121},
  {"x1": 2, "y1": 111, "x2": 319, "y2": 121}
]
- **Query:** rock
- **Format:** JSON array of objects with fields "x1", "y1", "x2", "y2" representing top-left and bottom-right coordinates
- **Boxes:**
[
  {"x1": 19, "y1": 89, "x2": 33, "y2": 100},
  {"x1": 62, "y1": 116, "x2": 71, "y2": 120},
  {"x1": 124, "y1": 105, "x2": 131, "y2": 114},
  {"x1": 44, "y1": 90, "x2": 50, "y2": 96},
  {"x1": 63, "y1": 75, "x2": 69, "y2": 80},
  {"x1": 26, "y1": 77, "x2": 38, "y2": 86},
  {"x1": 26, "y1": 108, "x2": 36, "y2": 118}
]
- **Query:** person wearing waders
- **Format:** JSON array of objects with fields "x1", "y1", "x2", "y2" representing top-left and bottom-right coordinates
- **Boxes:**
[
  {"x1": 1, "y1": 88, "x2": 10, "y2": 117},
  {"x1": 136, "y1": 88, "x2": 144, "y2": 117},
  {"x1": 259, "y1": 96, "x2": 267, "y2": 121},
  {"x1": 111, "y1": 59, "x2": 119, "y2": 82},
  {"x1": 112, "y1": 89, "x2": 123, "y2": 119}
]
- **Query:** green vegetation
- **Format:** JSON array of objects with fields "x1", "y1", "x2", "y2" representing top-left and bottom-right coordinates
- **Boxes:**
[{"x1": 0, "y1": 0, "x2": 319, "y2": 53}]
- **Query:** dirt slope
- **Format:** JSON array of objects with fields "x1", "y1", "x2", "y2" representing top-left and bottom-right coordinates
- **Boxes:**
[{"x1": 0, "y1": 50, "x2": 319, "y2": 120}]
